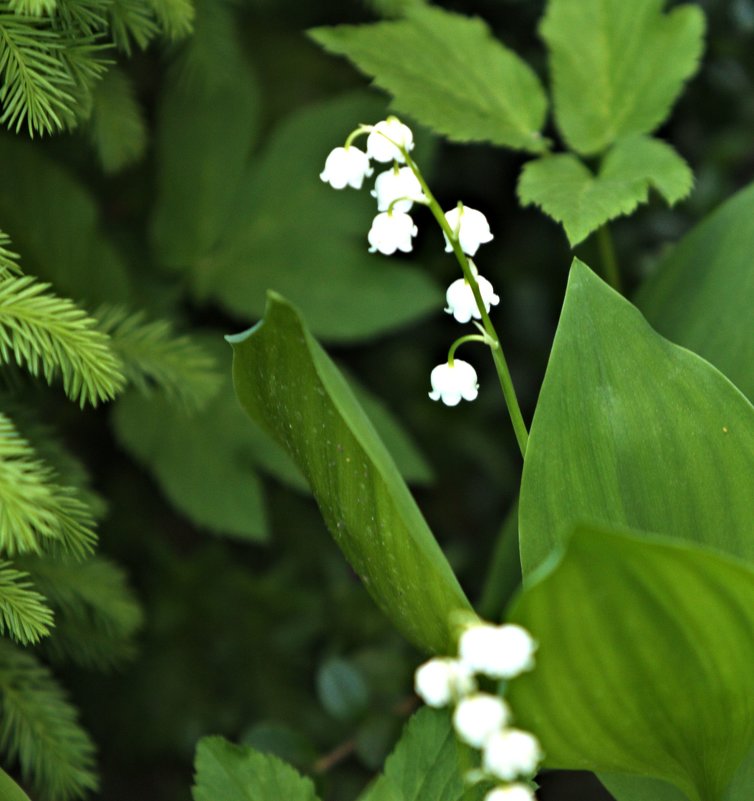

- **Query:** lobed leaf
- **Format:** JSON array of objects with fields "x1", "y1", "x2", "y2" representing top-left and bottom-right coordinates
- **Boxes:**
[
  {"x1": 518, "y1": 259, "x2": 754, "y2": 574},
  {"x1": 310, "y1": 6, "x2": 548, "y2": 152},
  {"x1": 517, "y1": 136, "x2": 692, "y2": 246},
  {"x1": 508, "y1": 525, "x2": 754, "y2": 801},
  {"x1": 541, "y1": 0, "x2": 705, "y2": 155},
  {"x1": 230, "y1": 293, "x2": 472, "y2": 654}
]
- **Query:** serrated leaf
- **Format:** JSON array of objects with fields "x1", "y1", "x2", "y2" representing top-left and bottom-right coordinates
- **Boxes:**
[
  {"x1": 192, "y1": 736, "x2": 320, "y2": 801},
  {"x1": 230, "y1": 293, "x2": 472, "y2": 654},
  {"x1": 197, "y1": 92, "x2": 441, "y2": 342},
  {"x1": 359, "y1": 708, "x2": 484, "y2": 801},
  {"x1": 310, "y1": 7, "x2": 548, "y2": 152},
  {"x1": 519, "y1": 259, "x2": 754, "y2": 574},
  {"x1": 508, "y1": 525, "x2": 754, "y2": 801},
  {"x1": 541, "y1": 0, "x2": 705, "y2": 155},
  {"x1": 636, "y1": 181, "x2": 754, "y2": 402},
  {"x1": 518, "y1": 136, "x2": 693, "y2": 246}
]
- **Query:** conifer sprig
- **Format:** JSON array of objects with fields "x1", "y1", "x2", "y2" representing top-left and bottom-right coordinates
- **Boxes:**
[
  {"x1": 0, "y1": 561, "x2": 53, "y2": 644},
  {"x1": 96, "y1": 305, "x2": 221, "y2": 410},
  {"x1": 0, "y1": 412, "x2": 97, "y2": 558},
  {"x1": 0, "y1": 641, "x2": 97, "y2": 801},
  {"x1": 0, "y1": 275, "x2": 126, "y2": 407},
  {"x1": 0, "y1": 232, "x2": 21, "y2": 279},
  {"x1": 20, "y1": 555, "x2": 142, "y2": 670}
]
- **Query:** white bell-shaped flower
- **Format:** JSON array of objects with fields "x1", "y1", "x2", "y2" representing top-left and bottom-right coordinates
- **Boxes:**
[
  {"x1": 445, "y1": 271, "x2": 500, "y2": 323},
  {"x1": 483, "y1": 729, "x2": 543, "y2": 781},
  {"x1": 414, "y1": 658, "x2": 476, "y2": 708},
  {"x1": 367, "y1": 210, "x2": 418, "y2": 255},
  {"x1": 443, "y1": 205, "x2": 494, "y2": 256},
  {"x1": 366, "y1": 118, "x2": 414, "y2": 163},
  {"x1": 428, "y1": 360, "x2": 478, "y2": 406},
  {"x1": 371, "y1": 167, "x2": 425, "y2": 212},
  {"x1": 319, "y1": 146, "x2": 373, "y2": 189},
  {"x1": 459, "y1": 623, "x2": 537, "y2": 679},
  {"x1": 484, "y1": 784, "x2": 537, "y2": 801},
  {"x1": 453, "y1": 693, "x2": 510, "y2": 749}
]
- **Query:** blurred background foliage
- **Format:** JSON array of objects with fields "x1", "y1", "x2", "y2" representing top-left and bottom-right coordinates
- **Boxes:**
[{"x1": 1, "y1": 0, "x2": 753, "y2": 799}]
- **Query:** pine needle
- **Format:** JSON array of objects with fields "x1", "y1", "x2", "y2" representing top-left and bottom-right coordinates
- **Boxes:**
[
  {"x1": 0, "y1": 641, "x2": 98, "y2": 800},
  {"x1": 0, "y1": 561, "x2": 54, "y2": 644},
  {"x1": 0, "y1": 275, "x2": 126, "y2": 407},
  {"x1": 0, "y1": 412, "x2": 97, "y2": 558}
]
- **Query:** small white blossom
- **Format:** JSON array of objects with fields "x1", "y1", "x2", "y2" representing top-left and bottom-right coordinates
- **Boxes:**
[
  {"x1": 453, "y1": 693, "x2": 510, "y2": 749},
  {"x1": 319, "y1": 146, "x2": 373, "y2": 189},
  {"x1": 484, "y1": 784, "x2": 537, "y2": 801},
  {"x1": 414, "y1": 658, "x2": 476, "y2": 708},
  {"x1": 444, "y1": 205, "x2": 494, "y2": 256},
  {"x1": 371, "y1": 167, "x2": 425, "y2": 212},
  {"x1": 483, "y1": 729, "x2": 543, "y2": 781},
  {"x1": 428, "y1": 360, "x2": 478, "y2": 406},
  {"x1": 367, "y1": 118, "x2": 414, "y2": 163},
  {"x1": 459, "y1": 623, "x2": 537, "y2": 680},
  {"x1": 445, "y1": 271, "x2": 500, "y2": 324},
  {"x1": 367, "y1": 211, "x2": 418, "y2": 255}
]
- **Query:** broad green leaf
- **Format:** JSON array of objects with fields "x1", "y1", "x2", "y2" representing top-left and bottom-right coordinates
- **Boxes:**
[
  {"x1": 519, "y1": 259, "x2": 754, "y2": 574},
  {"x1": 0, "y1": 135, "x2": 132, "y2": 305},
  {"x1": 508, "y1": 525, "x2": 754, "y2": 801},
  {"x1": 316, "y1": 657, "x2": 370, "y2": 721},
  {"x1": 0, "y1": 768, "x2": 32, "y2": 801},
  {"x1": 197, "y1": 92, "x2": 441, "y2": 342},
  {"x1": 636, "y1": 181, "x2": 754, "y2": 402},
  {"x1": 310, "y1": 7, "x2": 548, "y2": 152},
  {"x1": 518, "y1": 136, "x2": 692, "y2": 246},
  {"x1": 192, "y1": 737, "x2": 319, "y2": 801},
  {"x1": 541, "y1": 0, "x2": 705, "y2": 155},
  {"x1": 358, "y1": 708, "x2": 484, "y2": 801},
  {"x1": 230, "y1": 293, "x2": 472, "y2": 654},
  {"x1": 151, "y1": 55, "x2": 261, "y2": 268}
]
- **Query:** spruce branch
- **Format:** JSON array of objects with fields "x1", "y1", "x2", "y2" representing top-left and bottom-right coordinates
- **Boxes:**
[
  {"x1": 20, "y1": 555, "x2": 142, "y2": 669},
  {"x1": 147, "y1": 0, "x2": 194, "y2": 40},
  {"x1": 95, "y1": 305, "x2": 221, "y2": 410},
  {"x1": 0, "y1": 231, "x2": 22, "y2": 279},
  {"x1": 0, "y1": 275, "x2": 126, "y2": 407},
  {"x1": 108, "y1": 0, "x2": 158, "y2": 53},
  {"x1": 8, "y1": 0, "x2": 58, "y2": 19},
  {"x1": 0, "y1": 561, "x2": 54, "y2": 644},
  {"x1": 0, "y1": 412, "x2": 97, "y2": 559},
  {"x1": 0, "y1": 641, "x2": 97, "y2": 801}
]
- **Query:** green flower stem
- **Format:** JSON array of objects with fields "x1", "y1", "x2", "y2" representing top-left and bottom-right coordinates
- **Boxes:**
[
  {"x1": 448, "y1": 334, "x2": 491, "y2": 366},
  {"x1": 596, "y1": 224, "x2": 622, "y2": 292},
  {"x1": 403, "y1": 151, "x2": 529, "y2": 457}
]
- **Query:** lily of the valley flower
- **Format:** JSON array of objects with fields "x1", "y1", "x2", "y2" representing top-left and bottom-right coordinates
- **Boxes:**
[
  {"x1": 445, "y1": 269, "x2": 500, "y2": 323},
  {"x1": 459, "y1": 623, "x2": 537, "y2": 680},
  {"x1": 428, "y1": 359, "x2": 478, "y2": 406},
  {"x1": 366, "y1": 118, "x2": 414, "y2": 163},
  {"x1": 484, "y1": 785, "x2": 537, "y2": 801},
  {"x1": 444, "y1": 204, "x2": 494, "y2": 256},
  {"x1": 483, "y1": 729, "x2": 543, "y2": 781},
  {"x1": 367, "y1": 210, "x2": 418, "y2": 255},
  {"x1": 319, "y1": 145, "x2": 373, "y2": 189},
  {"x1": 453, "y1": 693, "x2": 510, "y2": 749},
  {"x1": 414, "y1": 658, "x2": 476, "y2": 708},
  {"x1": 371, "y1": 166, "x2": 425, "y2": 212}
]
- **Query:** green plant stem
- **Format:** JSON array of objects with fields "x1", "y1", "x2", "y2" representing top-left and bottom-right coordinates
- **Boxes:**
[
  {"x1": 447, "y1": 333, "x2": 490, "y2": 365},
  {"x1": 596, "y1": 224, "x2": 622, "y2": 292},
  {"x1": 403, "y1": 152, "x2": 529, "y2": 458}
]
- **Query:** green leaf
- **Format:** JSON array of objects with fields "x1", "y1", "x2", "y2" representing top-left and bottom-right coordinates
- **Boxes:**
[
  {"x1": 310, "y1": 7, "x2": 548, "y2": 152},
  {"x1": 192, "y1": 736, "x2": 320, "y2": 801},
  {"x1": 230, "y1": 293, "x2": 472, "y2": 654},
  {"x1": 517, "y1": 136, "x2": 692, "y2": 246},
  {"x1": 508, "y1": 525, "x2": 754, "y2": 801},
  {"x1": 635, "y1": 181, "x2": 754, "y2": 402},
  {"x1": 197, "y1": 92, "x2": 441, "y2": 342},
  {"x1": 316, "y1": 657, "x2": 370, "y2": 721},
  {"x1": 0, "y1": 767, "x2": 32, "y2": 801},
  {"x1": 87, "y1": 67, "x2": 147, "y2": 174},
  {"x1": 541, "y1": 0, "x2": 705, "y2": 155},
  {"x1": 519, "y1": 259, "x2": 754, "y2": 574},
  {"x1": 150, "y1": 52, "x2": 260, "y2": 268},
  {"x1": 359, "y1": 708, "x2": 484, "y2": 801}
]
